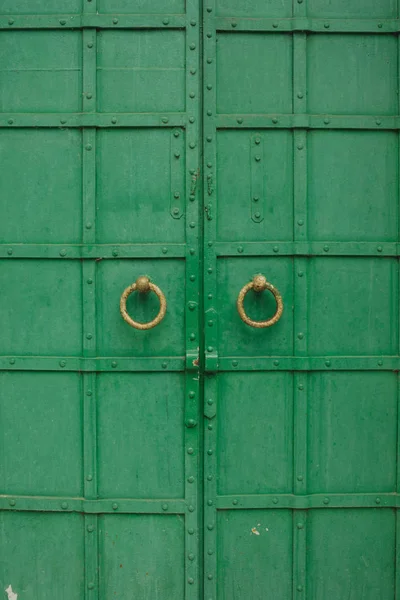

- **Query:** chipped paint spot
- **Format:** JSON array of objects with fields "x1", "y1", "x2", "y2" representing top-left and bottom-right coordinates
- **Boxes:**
[
  {"x1": 5, "y1": 585, "x2": 18, "y2": 600},
  {"x1": 251, "y1": 527, "x2": 260, "y2": 536}
]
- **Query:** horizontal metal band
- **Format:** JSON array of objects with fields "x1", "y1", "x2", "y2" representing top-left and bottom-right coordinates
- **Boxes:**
[
  {"x1": 0, "y1": 243, "x2": 186, "y2": 259},
  {"x1": 216, "y1": 114, "x2": 400, "y2": 130},
  {"x1": 0, "y1": 14, "x2": 186, "y2": 30},
  {"x1": 217, "y1": 493, "x2": 400, "y2": 510},
  {"x1": 212, "y1": 356, "x2": 399, "y2": 372},
  {"x1": 215, "y1": 241, "x2": 398, "y2": 257},
  {"x1": 0, "y1": 495, "x2": 186, "y2": 514},
  {"x1": 0, "y1": 113, "x2": 186, "y2": 129},
  {"x1": 0, "y1": 356, "x2": 185, "y2": 372},
  {"x1": 215, "y1": 17, "x2": 399, "y2": 33}
]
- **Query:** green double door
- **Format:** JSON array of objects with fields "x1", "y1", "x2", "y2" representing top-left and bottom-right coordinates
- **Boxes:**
[{"x1": 0, "y1": 0, "x2": 399, "y2": 598}]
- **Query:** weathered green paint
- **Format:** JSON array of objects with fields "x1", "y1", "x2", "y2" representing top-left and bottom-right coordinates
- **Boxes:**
[{"x1": 0, "y1": 0, "x2": 398, "y2": 598}]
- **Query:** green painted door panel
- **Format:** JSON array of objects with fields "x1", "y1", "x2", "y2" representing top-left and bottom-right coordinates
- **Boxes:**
[
  {"x1": 204, "y1": 0, "x2": 400, "y2": 598},
  {"x1": 0, "y1": 1, "x2": 200, "y2": 599},
  {"x1": 1, "y1": 0, "x2": 400, "y2": 597}
]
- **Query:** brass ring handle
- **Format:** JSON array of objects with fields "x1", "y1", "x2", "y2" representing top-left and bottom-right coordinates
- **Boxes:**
[
  {"x1": 237, "y1": 274, "x2": 283, "y2": 328},
  {"x1": 120, "y1": 276, "x2": 167, "y2": 330}
]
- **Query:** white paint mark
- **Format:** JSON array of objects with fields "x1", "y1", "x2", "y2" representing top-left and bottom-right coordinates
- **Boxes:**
[
  {"x1": 251, "y1": 527, "x2": 260, "y2": 536},
  {"x1": 265, "y1": 528, "x2": 269, "y2": 532},
  {"x1": 257, "y1": 523, "x2": 261, "y2": 527},
  {"x1": 5, "y1": 585, "x2": 18, "y2": 600}
]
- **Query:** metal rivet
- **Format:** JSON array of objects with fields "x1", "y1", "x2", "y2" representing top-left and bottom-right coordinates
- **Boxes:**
[
  {"x1": 207, "y1": 110, "x2": 212, "y2": 116},
  {"x1": 273, "y1": 360, "x2": 279, "y2": 367},
  {"x1": 174, "y1": 151, "x2": 180, "y2": 159},
  {"x1": 88, "y1": 583, "x2": 95, "y2": 590},
  {"x1": 173, "y1": 208, "x2": 179, "y2": 216},
  {"x1": 297, "y1": 585, "x2": 303, "y2": 592},
  {"x1": 376, "y1": 119, "x2": 382, "y2": 126},
  {"x1": 61, "y1": 502, "x2": 68, "y2": 509},
  {"x1": 190, "y1": 43, "x2": 196, "y2": 50},
  {"x1": 207, "y1": 84, "x2": 212, "y2": 91},
  {"x1": 377, "y1": 246, "x2": 383, "y2": 252},
  {"x1": 376, "y1": 497, "x2": 381, "y2": 504},
  {"x1": 233, "y1": 499, "x2": 238, "y2": 505},
  {"x1": 85, "y1": 144, "x2": 92, "y2": 151},
  {"x1": 190, "y1": 248, "x2": 195, "y2": 255},
  {"x1": 207, "y1": 7, "x2": 212, "y2": 11},
  {"x1": 112, "y1": 248, "x2": 118, "y2": 257},
  {"x1": 208, "y1": 424, "x2": 213, "y2": 430},
  {"x1": 188, "y1": 302, "x2": 196, "y2": 311},
  {"x1": 297, "y1": 475, "x2": 303, "y2": 481},
  {"x1": 189, "y1": 92, "x2": 195, "y2": 98},
  {"x1": 323, "y1": 497, "x2": 330, "y2": 505},
  {"x1": 208, "y1": 574, "x2": 213, "y2": 580},
  {"x1": 9, "y1": 499, "x2": 16, "y2": 506},
  {"x1": 206, "y1": 136, "x2": 212, "y2": 142},
  {"x1": 297, "y1": 333, "x2": 304, "y2": 340},
  {"x1": 86, "y1": 222, "x2": 92, "y2": 229},
  {"x1": 86, "y1": 474, "x2": 93, "y2": 481},
  {"x1": 112, "y1": 503, "x2": 118, "y2": 510},
  {"x1": 189, "y1": 391, "x2": 195, "y2": 399},
  {"x1": 297, "y1": 522, "x2": 304, "y2": 529},
  {"x1": 207, "y1": 475, "x2": 213, "y2": 481},
  {"x1": 190, "y1": 68, "x2": 197, "y2": 75},
  {"x1": 207, "y1": 58, "x2": 212, "y2": 64},
  {"x1": 325, "y1": 360, "x2": 331, "y2": 367},
  {"x1": 188, "y1": 528, "x2": 195, "y2": 534},
  {"x1": 207, "y1": 267, "x2": 213, "y2": 274},
  {"x1": 9, "y1": 358, "x2": 15, "y2": 365},
  {"x1": 113, "y1": 18, "x2": 118, "y2": 24},
  {"x1": 323, "y1": 245, "x2": 329, "y2": 252},
  {"x1": 273, "y1": 246, "x2": 279, "y2": 253},
  {"x1": 231, "y1": 21, "x2": 237, "y2": 27},
  {"x1": 87, "y1": 278, "x2": 93, "y2": 284},
  {"x1": 298, "y1": 271, "x2": 304, "y2": 277},
  {"x1": 60, "y1": 19, "x2": 66, "y2": 25},
  {"x1": 208, "y1": 320, "x2": 213, "y2": 327},
  {"x1": 207, "y1": 346, "x2": 213, "y2": 352},
  {"x1": 297, "y1": 92, "x2": 304, "y2": 99},
  {"x1": 324, "y1": 117, "x2": 330, "y2": 124},
  {"x1": 188, "y1": 447, "x2": 194, "y2": 454},
  {"x1": 378, "y1": 22, "x2": 383, "y2": 28},
  {"x1": 255, "y1": 155, "x2": 261, "y2": 162},
  {"x1": 87, "y1": 525, "x2": 94, "y2": 532},
  {"x1": 59, "y1": 360, "x2": 66, "y2": 368},
  {"x1": 207, "y1": 449, "x2": 213, "y2": 455},
  {"x1": 189, "y1": 142, "x2": 195, "y2": 149},
  {"x1": 253, "y1": 195, "x2": 259, "y2": 202},
  {"x1": 378, "y1": 359, "x2": 383, "y2": 366},
  {"x1": 86, "y1": 333, "x2": 93, "y2": 340},
  {"x1": 273, "y1": 497, "x2": 278, "y2": 504},
  {"x1": 255, "y1": 137, "x2": 261, "y2": 145},
  {"x1": 162, "y1": 17, "x2": 169, "y2": 25},
  {"x1": 208, "y1": 549, "x2": 214, "y2": 555},
  {"x1": 190, "y1": 333, "x2": 196, "y2": 341},
  {"x1": 188, "y1": 476, "x2": 195, "y2": 483},
  {"x1": 60, "y1": 249, "x2": 67, "y2": 257},
  {"x1": 60, "y1": 118, "x2": 67, "y2": 124},
  {"x1": 111, "y1": 361, "x2": 117, "y2": 368},
  {"x1": 8, "y1": 119, "x2": 14, "y2": 125},
  {"x1": 162, "y1": 361, "x2": 168, "y2": 369},
  {"x1": 86, "y1": 93, "x2": 92, "y2": 99},
  {"x1": 298, "y1": 219, "x2": 304, "y2": 226},
  {"x1": 189, "y1": 117, "x2": 195, "y2": 124},
  {"x1": 272, "y1": 117, "x2": 278, "y2": 124},
  {"x1": 232, "y1": 360, "x2": 238, "y2": 367},
  {"x1": 254, "y1": 211, "x2": 261, "y2": 219},
  {"x1": 237, "y1": 117, "x2": 243, "y2": 124},
  {"x1": 237, "y1": 245, "x2": 244, "y2": 253},
  {"x1": 188, "y1": 505, "x2": 195, "y2": 512},
  {"x1": 207, "y1": 398, "x2": 214, "y2": 405},
  {"x1": 298, "y1": 384, "x2": 304, "y2": 391},
  {"x1": 324, "y1": 22, "x2": 330, "y2": 28},
  {"x1": 87, "y1": 42, "x2": 93, "y2": 48},
  {"x1": 208, "y1": 293, "x2": 212, "y2": 299},
  {"x1": 86, "y1": 390, "x2": 92, "y2": 396},
  {"x1": 162, "y1": 117, "x2": 169, "y2": 124},
  {"x1": 273, "y1": 22, "x2": 278, "y2": 28},
  {"x1": 111, "y1": 117, "x2": 117, "y2": 124},
  {"x1": 8, "y1": 18, "x2": 14, "y2": 25},
  {"x1": 297, "y1": 143, "x2": 304, "y2": 150},
  {"x1": 7, "y1": 248, "x2": 13, "y2": 256},
  {"x1": 207, "y1": 524, "x2": 214, "y2": 530},
  {"x1": 188, "y1": 578, "x2": 194, "y2": 585},
  {"x1": 188, "y1": 553, "x2": 195, "y2": 561},
  {"x1": 162, "y1": 503, "x2": 168, "y2": 511},
  {"x1": 207, "y1": 162, "x2": 212, "y2": 168},
  {"x1": 190, "y1": 19, "x2": 196, "y2": 26}
]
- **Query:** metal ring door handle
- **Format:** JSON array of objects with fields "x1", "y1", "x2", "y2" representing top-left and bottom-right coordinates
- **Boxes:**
[
  {"x1": 120, "y1": 276, "x2": 167, "y2": 330},
  {"x1": 237, "y1": 274, "x2": 283, "y2": 328}
]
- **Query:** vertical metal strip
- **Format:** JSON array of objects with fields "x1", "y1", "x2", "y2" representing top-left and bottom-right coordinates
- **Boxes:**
[
  {"x1": 82, "y1": 7, "x2": 98, "y2": 599},
  {"x1": 185, "y1": 0, "x2": 201, "y2": 597},
  {"x1": 250, "y1": 134, "x2": 265, "y2": 223},
  {"x1": 170, "y1": 128, "x2": 185, "y2": 219},
  {"x1": 204, "y1": 1, "x2": 218, "y2": 598},
  {"x1": 292, "y1": 8, "x2": 308, "y2": 599}
]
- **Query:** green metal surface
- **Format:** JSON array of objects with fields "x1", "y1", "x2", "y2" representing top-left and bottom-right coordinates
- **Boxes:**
[{"x1": 0, "y1": 0, "x2": 399, "y2": 598}]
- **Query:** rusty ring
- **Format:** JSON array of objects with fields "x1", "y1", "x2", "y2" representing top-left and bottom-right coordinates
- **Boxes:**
[
  {"x1": 237, "y1": 275, "x2": 283, "y2": 328},
  {"x1": 120, "y1": 276, "x2": 166, "y2": 330}
]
